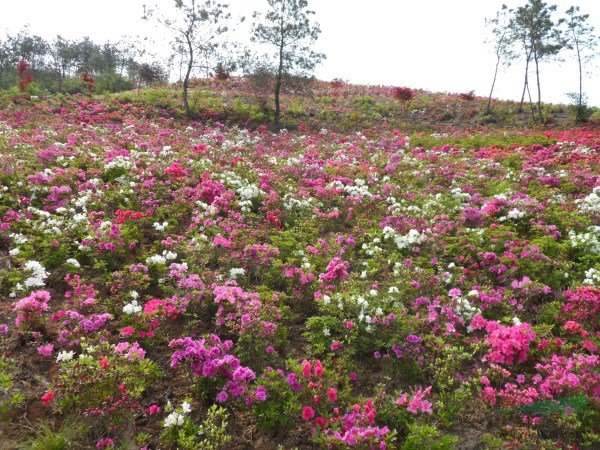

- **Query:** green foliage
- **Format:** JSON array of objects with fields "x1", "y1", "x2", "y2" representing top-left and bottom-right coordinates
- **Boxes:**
[
  {"x1": 401, "y1": 423, "x2": 458, "y2": 450},
  {"x1": 428, "y1": 344, "x2": 480, "y2": 427},
  {"x1": 408, "y1": 132, "x2": 555, "y2": 151},
  {"x1": 54, "y1": 341, "x2": 162, "y2": 422},
  {"x1": 252, "y1": 365, "x2": 303, "y2": 431},
  {"x1": 190, "y1": 89, "x2": 226, "y2": 117},
  {"x1": 161, "y1": 401, "x2": 231, "y2": 450},
  {"x1": 0, "y1": 357, "x2": 24, "y2": 425},
  {"x1": 536, "y1": 301, "x2": 561, "y2": 328},
  {"x1": 517, "y1": 396, "x2": 588, "y2": 416},
  {"x1": 482, "y1": 425, "x2": 561, "y2": 449},
  {"x1": 17, "y1": 417, "x2": 86, "y2": 450},
  {"x1": 353, "y1": 95, "x2": 375, "y2": 111},
  {"x1": 197, "y1": 404, "x2": 232, "y2": 450},
  {"x1": 567, "y1": 92, "x2": 594, "y2": 124}
]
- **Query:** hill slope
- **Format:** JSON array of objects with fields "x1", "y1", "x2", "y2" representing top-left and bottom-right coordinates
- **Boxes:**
[{"x1": 0, "y1": 84, "x2": 599, "y2": 449}]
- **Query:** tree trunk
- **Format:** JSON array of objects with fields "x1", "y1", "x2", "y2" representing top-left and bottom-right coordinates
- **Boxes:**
[
  {"x1": 526, "y1": 80, "x2": 536, "y2": 122},
  {"x1": 274, "y1": 46, "x2": 283, "y2": 130},
  {"x1": 518, "y1": 49, "x2": 531, "y2": 113},
  {"x1": 574, "y1": 32, "x2": 584, "y2": 123},
  {"x1": 58, "y1": 65, "x2": 65, "y2": 93},
  {"x1": 486, "y1": 54, "x2": 501, "y2": 115},
  {"x1": 274, "y1": 5, "x2": 285, "y2": 130},
  {"x1": 533, "y1": 49, "x2": 543, "y2": 121},
  {"x1": 183, "y1": 33, "x2": 194, "y2": 119}
]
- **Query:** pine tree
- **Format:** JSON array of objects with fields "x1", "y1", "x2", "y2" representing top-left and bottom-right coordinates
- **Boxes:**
[
  {"x1": 510, "y1": 0, "x2": 565, "y2": 122},
  {"x1": 251, "y1": 0, "x2": 325, "y2": 129},
  {"x1": 564, "y1": 5, "x2": 598, "y2": 123}
]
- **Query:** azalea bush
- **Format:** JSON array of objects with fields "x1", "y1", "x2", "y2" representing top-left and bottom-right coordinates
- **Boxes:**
[{"x1": 0, "y1": 80, "x2": 599, "y2": 448}]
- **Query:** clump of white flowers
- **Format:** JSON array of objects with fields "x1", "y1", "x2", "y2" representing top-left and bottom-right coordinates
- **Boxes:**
[
  {"x1": 361, "y1": 237, "x2": 382, "y2": 256},
  {"x1": 153, "y1": 221, "x2": 169, "y2": 231},
  {"x1": 583, "y1": 267, "x2": 600, "y2": 286},
  {"x1": 236, "y1": 183, "x2": 264, "y2": 212},
  {"x1": 10, "y1": 233, "x2": 28, "y2": 245},
  {"x1": 146, "y1": 250, "x2": 178, "y2": 265},
  {"x1": 453, "y1": 289, "x2": 481, "y2": 322},
  {"x1": 506, "y1": 208, "x2": 525, "y2": 220},
  {"x1": 577, "y1": 186, "x2": 600, "y2": 215},
  {"x1": 382, "y1": 226, "x2": 427, "y2": 250},
  {"x1": 229, "y1": 268, "x2": 245, "y2": 280},
  {"x1": 105, "y1": 155, "x2": 134, "y2": 170},
  {"x1": 122, "y1": 291, "x2": 142, "y2": 315},
  {"x1": 65, "y1": 258, "x2": 81, "y2": 268},
  {"x1": 123, "y1": 300, "x2": 142, "y2": 315},
  {"x1": 569, "y1": 226, "x2": 600, "y2": 254},
  {"x1": 56, "y1": 350, "x2": 75, "y2": 363},
  {"x1": 283, "y1": 193, "x2": 313, "y2": 210},
  {"x1": 23, "y1": 260, "x2": 49, "y2": 288},
  {"x1": 163, "y1": 400, "x2": 192, "y2": 428}
]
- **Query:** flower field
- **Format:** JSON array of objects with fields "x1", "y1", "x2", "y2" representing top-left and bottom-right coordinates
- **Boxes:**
[{"x1": 1, "y1": 83, "x2": 599, "y2": 449}]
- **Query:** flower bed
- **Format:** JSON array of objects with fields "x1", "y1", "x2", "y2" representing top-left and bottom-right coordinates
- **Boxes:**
[{"x1": 0, "y1": 91, "x2": 599, "y2": 448}]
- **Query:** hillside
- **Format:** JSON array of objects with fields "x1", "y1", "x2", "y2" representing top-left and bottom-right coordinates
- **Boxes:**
[
  {"x1": 0, "y1": 80, "x2": 599, "y2": 449},
  {"x1": 102, "y1": 77, "x2": 592, "y2": 133}
]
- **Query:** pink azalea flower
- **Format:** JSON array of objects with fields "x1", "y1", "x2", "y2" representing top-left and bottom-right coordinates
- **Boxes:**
[
  {"x1": 301, "y1": 405, "x2": 315, "y2": 421},
  {"x1": 37, "y1": 343, "x2": 54, "y2": 357}
]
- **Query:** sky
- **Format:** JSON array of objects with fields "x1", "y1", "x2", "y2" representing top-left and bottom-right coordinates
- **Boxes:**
[{"x1": 2, "y1": 0, "x2": 600, "y2": 106}]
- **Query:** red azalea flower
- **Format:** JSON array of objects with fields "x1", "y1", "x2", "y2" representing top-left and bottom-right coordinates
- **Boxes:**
[
  {"x1": 327, "y1": 388, "x2": 338, "y2": 403},
  {"x1": 41, "y1": 391, "x2": 54, "y2": 406},
  {"x1": 301, "y1": 405, "x2": 315, "y2": 421}
]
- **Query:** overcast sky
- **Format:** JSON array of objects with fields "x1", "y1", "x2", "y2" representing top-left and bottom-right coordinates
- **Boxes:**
[{"x1": 2, "y1": 0, "x2": 600, "y2": 105}]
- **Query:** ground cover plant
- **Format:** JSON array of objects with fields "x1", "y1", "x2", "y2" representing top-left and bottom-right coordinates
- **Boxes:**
[{"x1": 0, "y1": 80, "x2": 599, "y2": 449}]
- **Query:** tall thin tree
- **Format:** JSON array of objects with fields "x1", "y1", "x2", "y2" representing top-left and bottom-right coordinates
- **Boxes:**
[
  {"x1": 511, "y1": 0, "x2": 565, "y2": 121},
  {"x1": 485, "y1": 4, "x2": 514, "y2": 115},
  {"x1": 251, "y1": 0, "x2": 325, "y2": 129},
  {"x1": 564, "y1": 5, "x2": 598, "y2": 123},
  {"x1": 144, "y1": 0, "x2": 230, "y2": 118}
]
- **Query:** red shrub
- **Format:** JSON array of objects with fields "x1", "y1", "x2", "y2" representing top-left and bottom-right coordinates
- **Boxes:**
[
  {"x1": 80, "y1": 72, "x2": 96, "y2": 90},
  {"x1": 392, "y1": 87, "x2": 415, "y2": 103},
  {"x1": 17, "y1": 58, "x2": 35, "y2": 92},
  {"x1": 330, "y1": 78, "x2": 345, "y2": 90},
  {"x1": 459, "y1": 91, "x2": 476, "y2": 101}
]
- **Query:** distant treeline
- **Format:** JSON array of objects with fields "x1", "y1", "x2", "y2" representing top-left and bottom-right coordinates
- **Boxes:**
[{"x1": 0, "y1": 28, "x2": 168, "y2": 94}]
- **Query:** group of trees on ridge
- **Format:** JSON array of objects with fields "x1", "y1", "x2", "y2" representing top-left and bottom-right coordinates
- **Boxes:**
[
  {"x1": 2, "y1": 0, "x2": 599, "y2": 126},
  {"x1": 486, "y1": 0, "x2": 598, "y2": 123},
  {"x1": 0, "y1": 29, "x2": 169, "y2": 94}
]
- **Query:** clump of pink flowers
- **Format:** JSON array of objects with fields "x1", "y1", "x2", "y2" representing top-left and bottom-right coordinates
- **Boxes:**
[
  {"x1": 212, "y1": 283, "x2": 279, "y2": 338},
  {"x1": 562, "y1": 286, "x2": 600, "y2": 331},
  {"x1": 313, "y1": 399, "x2": 392, "y2": 448},
  {"x1": 470, "y1": 315, "x2": 536, "y2": 365},
  {"x1": 169, "y1": 334, "x2": 262, "y2": 403},
  {"x1": 318, "y1": 257, "x2": 349, "y2": 283},
  {"x1": 395, "y1": 386, "x2": 433, "y2": 414},
  {"x1": 13, "y1": 290, "x2": 50, "y2": 327}
]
